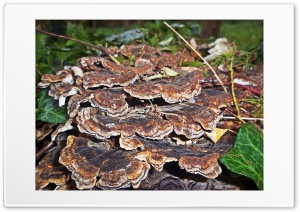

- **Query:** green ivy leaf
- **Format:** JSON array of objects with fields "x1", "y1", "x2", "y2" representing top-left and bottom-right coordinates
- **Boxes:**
[
  {"x1": 36, "y1": 89, "x2": 68, "y2": 124},
  {"x1": 219, "y1": 123, "x2": 263, "y2": 190},
  {"x1": 36, "y1": 48, "x2": 48, "y2": 62}
]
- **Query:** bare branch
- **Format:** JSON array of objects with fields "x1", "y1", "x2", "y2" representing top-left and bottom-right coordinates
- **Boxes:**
[{"x1": 36, "y1": 28, "x2": 110, "y2": 56}]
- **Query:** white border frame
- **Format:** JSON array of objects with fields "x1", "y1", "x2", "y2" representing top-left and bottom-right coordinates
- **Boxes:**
[{"x1": 4, "y1": 4, "x2": 294, "y2": 207}]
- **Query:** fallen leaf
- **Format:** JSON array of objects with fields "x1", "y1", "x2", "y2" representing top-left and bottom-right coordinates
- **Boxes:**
[
  {"x1": 205, "y1": 128, "x2": 228, "y2": 143},
  {"x1": 161, "y1": 67, "x2": 179, "y2": 77},
  {"x1": 190, "y1": 38, "x2": 197, "y2": 49},
  {"x1": 145, "y1": 73, "x2": 164, "y2": 81},
  {"x1": 146, "y1": 67, "x2": 179, "y2": 81},
  {"x1": 159, "y1": 37, "x2": 173, "y2": 46}
]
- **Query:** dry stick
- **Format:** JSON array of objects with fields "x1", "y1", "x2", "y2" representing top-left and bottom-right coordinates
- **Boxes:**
[
  {"x1": 229, "y1": 45, "x2": 241, "y2": 117},
  {"x1": 163, "y1": 22, "x2": 227, "y2": 93},
  {"x1": 36, "y1": 141, "x2": 55, "y2": 161},
  {"x1": 226, "y1": 109, "x2": 246, "y2": 123},
  {"x1": 138, "y1": 45, "x2": 146, "y2": 60},
  {"x1": 228, "y1": 129, "x2": 238, "y2": 134},
  {"x1": 223, "y1": 116, "x2": 264, "y2": 121},
  {"x1": 36, "y1": 28, "x2": 110, "y2": 56},
  {"x1": 109, "y1": 54, "x2": 121, "y2": 66},
  {"x1": 36, "y1": 68, "x2": 43, "y2": 77}
]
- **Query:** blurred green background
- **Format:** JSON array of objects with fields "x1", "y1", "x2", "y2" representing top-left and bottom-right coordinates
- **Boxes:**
[{"x1": 37, "y1": 20, "x2": 263, "y2": 49}]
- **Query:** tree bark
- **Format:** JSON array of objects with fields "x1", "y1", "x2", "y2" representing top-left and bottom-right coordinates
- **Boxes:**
[{"x1": 201, "y1": 20, "x2": 222, "y2": 39}]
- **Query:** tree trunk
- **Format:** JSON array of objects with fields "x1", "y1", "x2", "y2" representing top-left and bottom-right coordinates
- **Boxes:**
[{"x1": 201, "y1": 20, "x2": 222, "y2": 39}]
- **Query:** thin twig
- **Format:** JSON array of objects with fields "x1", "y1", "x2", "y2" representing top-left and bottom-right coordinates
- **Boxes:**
[
  {"x1": 36, "y1": 28, "x2": 110, "y2": 56},
  {"x1": 222, "y1": 116, "x2": 264, "y2": 121},
  {"x1": 36, "y1": 141, "x2": 55, "y2": 161},
  {"x1": 36, "y1": 68, "x2": 43, "y2": 76},
  {"x1": 229, "y1": 45, "x2": 241, "y2": 117},
  {"x1": 228, "y1": 129, "x2": 238, "y2": 134},
  {"x1": 225, "y1": 109, "x2": 246, "y2": 123},
  {"x1": 138, "y1": 45, "x2": 146, "y2": 60},
  {"x1": 109, "y1": 54, "x2": 121, "y2": 65},
  {"x1": 163, "y1": 21, "x2": 227, "y2": 93}
]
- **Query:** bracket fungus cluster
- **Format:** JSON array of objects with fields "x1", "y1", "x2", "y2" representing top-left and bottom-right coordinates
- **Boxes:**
[{"x1": 36, "y1": 44, "x2": 252, "y2": 190}]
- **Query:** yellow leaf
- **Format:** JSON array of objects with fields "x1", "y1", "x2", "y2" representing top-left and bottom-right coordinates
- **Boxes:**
[
  {"x1": 205, "y1": 128, "x2": 228, "y2": 143},
  {"x1": 146, "y1": 73, "x2": 164, "y2": 81},
  {"x1": 146, "y1": 67, "x2": 179, "y2": 81},
  {"x1": 161, "y1": 67, "x2": 179, "y2": 77}
]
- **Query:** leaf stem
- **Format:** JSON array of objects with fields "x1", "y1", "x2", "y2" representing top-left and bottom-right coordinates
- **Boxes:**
[{"x1": 163, "y1": 21, "x2": 227, "y2": 93}]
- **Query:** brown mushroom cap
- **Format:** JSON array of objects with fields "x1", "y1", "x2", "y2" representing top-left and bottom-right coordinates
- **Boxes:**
[
  {"x1": 189, "y1": 88, "x2": 250, "y2": 130},
  {"x1": 83, "y1": 69, "x2": 139, "y2": 89},
  {"x1": 38, "y1": 70, "x2": 74, "y2": 88},
  {"x1": 151, "y1": 52, "x2": 180, "y2": 69},
  {"x1": 59, "y1": 136, "x2": 101, "y2": 189},
  {"x1": 124, "y1": 70, "x2": 203, "y2": 103},
  {"x1": 36, "y1": 145, "x2": 70, "y2": 190},
  {"x1": 133, "y1": 58, "x2": 155, "y2": 75},
  {"x1": 160, "y1": 70, "x2": 202, "y2": 103},
  {"x1": 48, "y1": 83, "x2": 83, "y2": 107},
  {"x1": 178, "y1": 153, "x2": 221, "y2": 179},
  {"x1": 124, "y1": 82, "x2": 162, "y2": 100},
  {"x1": 78, "y1": 56, "x2": 155, "y2": 75},
  {"x1": 67, "y1": 91, "x2": 93, "y2": 118},
  {"x1": 36, "y1": 123, "x2": 56, "y2": 141},
  {"x1": 99, "y1": 58, "x2": 135, "y2": 74},
  {"x1": 120, "y1": 135, "x2": 225, "y2": 179},
  {"x1": 139, "y1": 169, "x2": 185, "y2": 190},
  {"x1": 77, "y1": 56, "x2": 104, "y2": 72},
  {"x1": 163, "y1": 111, "x2": 204, "y2": 139},
  {"x1": 182, "y1": 103, "x2": 222, "y2": 131},
  {"x1": 90, "y1": 89, "x2": 128, "y2": 117},
  {"x1": 101, "y1": 57, "x2": 155, "y2": 75},
  {"x1": 51, "y1": 119, "x2": 74, "y2": 141},
  {"x1": 59, "y1": 135, "x2": 150, "y2": 190},
  {"x1": 150, "y1": 50, "x2": 194, "y2": 69},
  {"x1": 119, "y1": 135, "x2": 145, "y2": 150},
  {"x1": 156, "y1": 88, "x2": 234, "y2": 131},
  {"x1": 119, "y1": 45, "x2": 158, "y2": 59},
  {"x1": 76, "y1": 107, "x2": 173, "y2": 140},
  {"x1": 67, "y1": 89, "x2": 129, "y2": 118},
  {"x1": 139, "y1": 169, "x2": 239, "y2": 190}
]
